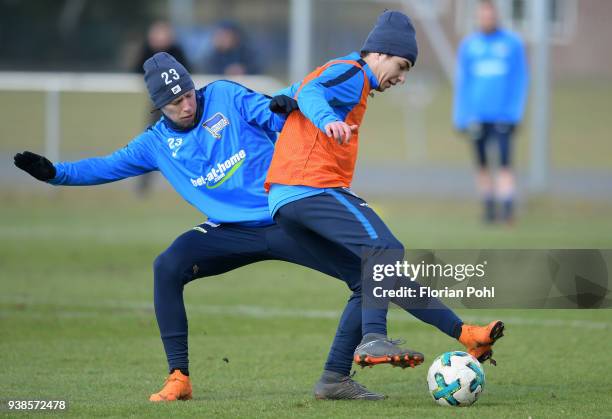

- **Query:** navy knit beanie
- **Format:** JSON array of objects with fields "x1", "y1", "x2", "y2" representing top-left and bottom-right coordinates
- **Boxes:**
[
  {"x1": 361, "y1": 10, "x2": 418, "y2": 66},
  {"x1": 143, "y1": 52, "x2": 195, "y2": 109}
]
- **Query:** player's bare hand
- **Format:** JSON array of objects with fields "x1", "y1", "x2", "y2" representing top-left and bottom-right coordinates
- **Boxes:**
[{"x1": 325, "y1": 121, "x2": 359, "y2": 145}]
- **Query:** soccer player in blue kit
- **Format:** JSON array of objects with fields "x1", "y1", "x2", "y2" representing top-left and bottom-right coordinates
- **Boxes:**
[{"x1": 14, "y1": 52, "x2": 387, "y2": 401}]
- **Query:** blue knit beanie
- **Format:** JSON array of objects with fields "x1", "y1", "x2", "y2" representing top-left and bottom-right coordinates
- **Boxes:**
[
  {"x1": 143, "y1": 52, "x2": 195, "y2": 109},
  {"x1": 361, "y1": 10, "x2": 418, "y2": 66}
]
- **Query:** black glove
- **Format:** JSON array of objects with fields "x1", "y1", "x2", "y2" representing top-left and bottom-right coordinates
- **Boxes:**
[
  {"x1": 269, "y1": 95, "x2": 299, "y2": 114},
  {"x1": 14, "y1": 151, "x2": 56, "y2": 181}
]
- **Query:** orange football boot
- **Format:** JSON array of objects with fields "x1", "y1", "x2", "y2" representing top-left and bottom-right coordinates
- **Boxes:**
[
  {"x1": 458, "y1": 320, "x2": 505, "y2": 365},
  {"x1": 149, "y1": 370, "x2": 192, "y2": 402}
]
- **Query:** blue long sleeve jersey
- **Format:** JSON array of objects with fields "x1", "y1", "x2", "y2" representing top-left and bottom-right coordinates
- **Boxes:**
[
  {"x1": 453, "y1": 29, "x2": 529, "y2": 130},
  {"x1": 50, "y1": 81, "x2": 286, "y2": 226}
]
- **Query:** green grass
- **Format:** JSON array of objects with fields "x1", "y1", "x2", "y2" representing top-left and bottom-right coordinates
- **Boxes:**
[{"x1": 1, "y1": 189, "x2": 612, "y2": 418}]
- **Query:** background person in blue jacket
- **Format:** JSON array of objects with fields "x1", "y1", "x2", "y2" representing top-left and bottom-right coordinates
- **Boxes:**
[
  {"x1": 13, "y1": 52, "x2": 384, "y2": 402},
  {"x1": 453, "y1": 0, "x2": 529, "y2": 224}
]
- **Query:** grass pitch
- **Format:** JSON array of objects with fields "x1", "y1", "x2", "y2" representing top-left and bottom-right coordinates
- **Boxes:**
[{"x1": 1, "y1": 188, "x2": 611, "y2": 418}]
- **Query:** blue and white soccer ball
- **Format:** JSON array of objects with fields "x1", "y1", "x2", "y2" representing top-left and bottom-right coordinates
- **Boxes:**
[{"x1": 427, "y1": 351, "x2": 485, "y2": 407}]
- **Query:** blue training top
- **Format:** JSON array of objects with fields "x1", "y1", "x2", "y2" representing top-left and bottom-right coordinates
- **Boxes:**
[
  {"x1": 50, "y1": 81, "x2": 286, "y2": 227},
  {"x1": 268, "y1": 52, "x2": 379, "y2": 217},
  {"x1": 453, "y1": 28, "x2": 529, "y2": 130}
]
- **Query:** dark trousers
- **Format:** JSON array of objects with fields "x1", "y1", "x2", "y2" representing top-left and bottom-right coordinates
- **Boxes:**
[
  {"x1": 153, "y1": 221, "x2": 347, "y2": 373},
  {"x1": 274, "y1": 188, "x2": 463, "y2": 374},
  {"x1": 154, "y1": 190, "x2": 463, "y2": 377},
  {"x1": 472, "y1": 122, "x2": 515, "y2": 168}
]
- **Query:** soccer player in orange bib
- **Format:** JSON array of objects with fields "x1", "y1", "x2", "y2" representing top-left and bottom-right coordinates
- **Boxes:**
[{"x1": 266, "y1": 10, "x2": 504, "y2": 397}]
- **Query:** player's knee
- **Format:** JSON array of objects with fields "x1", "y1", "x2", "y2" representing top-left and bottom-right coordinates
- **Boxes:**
[{"x1": 153, "y1": 249, "x2": 189, "y2": 284}]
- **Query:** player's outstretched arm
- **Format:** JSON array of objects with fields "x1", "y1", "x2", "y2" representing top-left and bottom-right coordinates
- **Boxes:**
[
  {"x1": 14, "y1": 151, "x2": 56, "y2": 182},
  {"x1": 14, "y1": 133, "x2": 158, "y2": 187}
]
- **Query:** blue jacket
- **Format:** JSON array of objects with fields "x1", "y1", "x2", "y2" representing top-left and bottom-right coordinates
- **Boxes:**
[
  {"x1": 50, "y1": 81, "x2": 286, "y2": 226},
  {"x1": 453, "y1": 29, "x2": 529, "y2": 129}
]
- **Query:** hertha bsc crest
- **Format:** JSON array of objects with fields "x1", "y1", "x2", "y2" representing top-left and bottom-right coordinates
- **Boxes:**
[{"x1": 203, "y1": 112, "x2": 230, "y2": 139}]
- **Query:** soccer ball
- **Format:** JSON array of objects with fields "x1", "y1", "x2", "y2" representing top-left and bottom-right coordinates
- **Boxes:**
[{"x1": 427, "y1": 351, "x2": 485, "y2": 407}]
